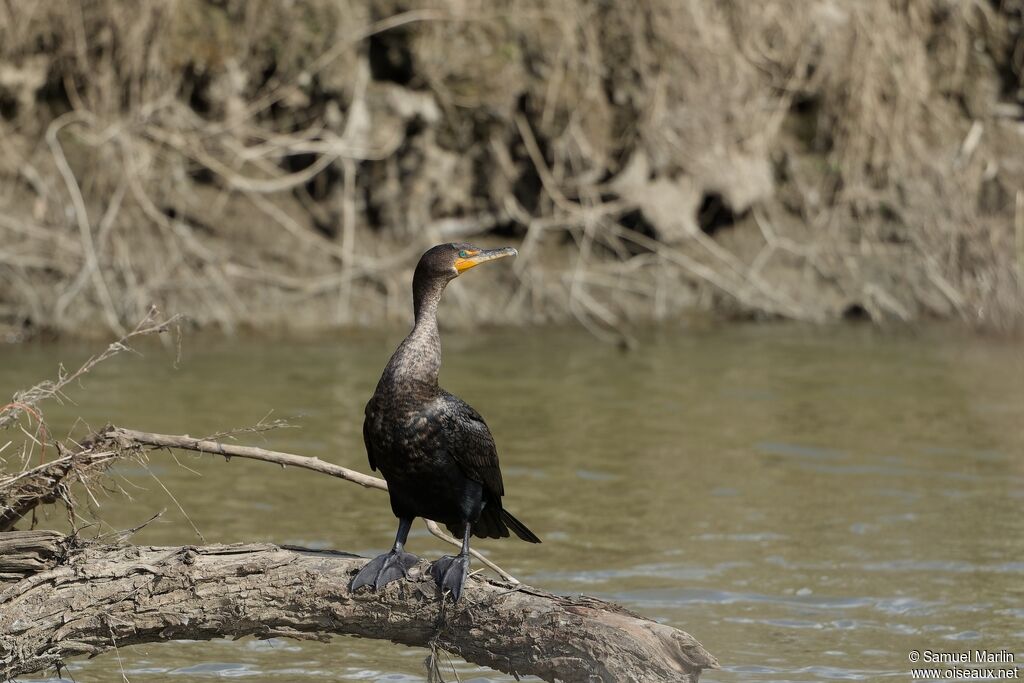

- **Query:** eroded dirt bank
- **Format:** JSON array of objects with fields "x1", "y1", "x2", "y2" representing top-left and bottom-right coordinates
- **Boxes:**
[{"x1": 1, "y1": 1, "x2": 1022, "y2": 340}]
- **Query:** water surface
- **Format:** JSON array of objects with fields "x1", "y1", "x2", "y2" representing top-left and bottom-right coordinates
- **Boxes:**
[{"x1": 3, "y1": 324, "x2": 1022, "y2": 681}]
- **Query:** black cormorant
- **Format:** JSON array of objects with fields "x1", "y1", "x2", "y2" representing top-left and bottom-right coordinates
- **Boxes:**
[{"x1": 351, "y1": 243, "x2": 541, "y2": 601}]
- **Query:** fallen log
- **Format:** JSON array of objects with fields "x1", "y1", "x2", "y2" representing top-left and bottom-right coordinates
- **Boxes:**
[{"x1": 0, "y1": 530, "x2": 718, "y2": 682}]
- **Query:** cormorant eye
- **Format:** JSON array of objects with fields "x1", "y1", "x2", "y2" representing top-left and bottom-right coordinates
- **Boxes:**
[{"x1": 458, "y1": 250, "x2": 468, "y2": 258}]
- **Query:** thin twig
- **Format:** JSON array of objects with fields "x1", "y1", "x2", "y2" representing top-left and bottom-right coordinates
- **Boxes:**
[{"x1": 0, "y1": 308, "x2": 179, "y2": 432}]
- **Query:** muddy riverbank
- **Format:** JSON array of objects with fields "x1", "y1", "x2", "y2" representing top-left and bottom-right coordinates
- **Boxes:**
[{"x1": 1, "y1": 1, "x2": 1022, "y2": 340}]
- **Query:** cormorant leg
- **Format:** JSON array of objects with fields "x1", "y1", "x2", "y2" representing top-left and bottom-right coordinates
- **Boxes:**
[
  {"x1": 429, "y1": 523, "x2": 472, "y2": 601},
  {"x1": 350, "y1": 517, "x2": 420, "y2": 592}
]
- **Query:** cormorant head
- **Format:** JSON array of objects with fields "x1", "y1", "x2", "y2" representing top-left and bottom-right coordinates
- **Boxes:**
[{"x1": 414, "y1": 242, "x2": 518, "y2": 286}]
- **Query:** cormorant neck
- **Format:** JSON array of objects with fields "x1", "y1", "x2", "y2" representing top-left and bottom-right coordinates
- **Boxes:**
[
  {"x1": 413, "y1": 275, "x2": 445, "y2": 325},
  {"x1": 382, "y1": 275, "x2": 448, "y2": 386}
]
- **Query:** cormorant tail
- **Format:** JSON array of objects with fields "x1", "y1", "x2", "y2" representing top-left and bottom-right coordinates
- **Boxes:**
[
  {"x1": 470, "y1": 505, "x2": 509, "y2": 539},
  {"x1": 461, "y1": 505, "x2": 541, "y2": 543},
  {"x1": 500, "y1": 508, "x2": 541, "y2": 544}
]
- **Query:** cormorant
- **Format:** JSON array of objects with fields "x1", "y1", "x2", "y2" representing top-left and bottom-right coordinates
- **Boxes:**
[{"x1": 351, "y1": 243, "x2": 541, "y2": 601}]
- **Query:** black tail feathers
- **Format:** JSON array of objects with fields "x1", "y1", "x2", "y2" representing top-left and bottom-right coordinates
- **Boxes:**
[
  {"x1": 500, "y1": 508, "x2": 541, "y2": 544},
  {"x1": 456, "y1": 505, "x2": 542, "y2": 543}
]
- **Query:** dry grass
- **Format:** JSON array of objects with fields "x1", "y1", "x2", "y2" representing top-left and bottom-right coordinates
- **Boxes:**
[
  {"x1": 0, "y1": 0, "x2": 1021, "y2": 339},
  {"x1": 0, "y1": 309, "x2": 177, "y2": 531}
]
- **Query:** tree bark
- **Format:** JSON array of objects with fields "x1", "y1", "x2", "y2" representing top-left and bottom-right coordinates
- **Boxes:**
[{"x1": 0, "y1": 531, "x2": 718, "y2": 682}]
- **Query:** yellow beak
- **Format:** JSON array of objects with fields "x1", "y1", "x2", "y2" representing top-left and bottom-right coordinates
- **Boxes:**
[{"x1": 454, "y1": 247, "x2": 518, "y2": 274}]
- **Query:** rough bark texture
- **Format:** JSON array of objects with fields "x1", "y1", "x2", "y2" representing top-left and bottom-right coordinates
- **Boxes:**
[{"x1": 0, "y1": 530, "x2": 718, "y2": 682}]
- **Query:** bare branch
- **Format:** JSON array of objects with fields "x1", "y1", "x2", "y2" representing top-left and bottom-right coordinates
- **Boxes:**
[{"x1": 105, "y1": 427, "x2": 519, "y2": 583}]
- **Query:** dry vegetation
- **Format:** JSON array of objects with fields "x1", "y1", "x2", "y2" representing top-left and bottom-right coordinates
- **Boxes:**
[
  {"x1": 0, "y1": 0, "x2": 1022, "y2": 340},
  {"x1": 0, "y1": 309, "x2": 177, "y2": 531}
]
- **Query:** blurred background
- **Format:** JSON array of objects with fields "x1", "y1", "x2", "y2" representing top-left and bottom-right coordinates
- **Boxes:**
[
  {"x1": 1, "y1": 2, "x2": 1023, "y2": 682},
  {"x1": 0, "y1": 0, "x2": 1022, "y2": 338}
]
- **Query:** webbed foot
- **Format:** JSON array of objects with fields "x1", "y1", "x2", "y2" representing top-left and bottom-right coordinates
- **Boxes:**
[
  {"x1": 430, "y1": 554, "x2": 470, "y2": 601},
  {"x1": 351, "y1": 549, "x2": 420, "y2": 592}
]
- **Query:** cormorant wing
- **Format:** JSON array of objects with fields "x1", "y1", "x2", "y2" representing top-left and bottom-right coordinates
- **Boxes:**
[
  {"x1": 438, "y1": 392, "x2": 505, "y2": 498},
  {"x1": 363, "y1": 397, "x2": 380, "y2": 471}
]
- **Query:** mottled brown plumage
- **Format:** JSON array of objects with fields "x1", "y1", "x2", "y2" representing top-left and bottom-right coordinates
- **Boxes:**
[{"x1": 351, "y1": 243, "x2": 540, "y2": 601}]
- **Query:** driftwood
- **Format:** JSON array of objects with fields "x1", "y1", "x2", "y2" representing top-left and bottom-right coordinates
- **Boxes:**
[
  {"x1": 0, "y1": 530, "x2": 718, "y2": 682},
  {"x1": 0, "y1": 426, "x2": 719, "y2": 681}
]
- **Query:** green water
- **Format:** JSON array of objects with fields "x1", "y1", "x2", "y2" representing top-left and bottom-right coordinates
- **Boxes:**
[{"x1": 3, "y1": 324, "x2": 1023, "y2": 682}]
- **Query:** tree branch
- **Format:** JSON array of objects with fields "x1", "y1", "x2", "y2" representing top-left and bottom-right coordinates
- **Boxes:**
[
  {"x1": 0, "y1": 530, "x2": 718, "y2": 682},
  {"x1": 104, "y1": 426, "x2": 519, "y2": 583}
]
